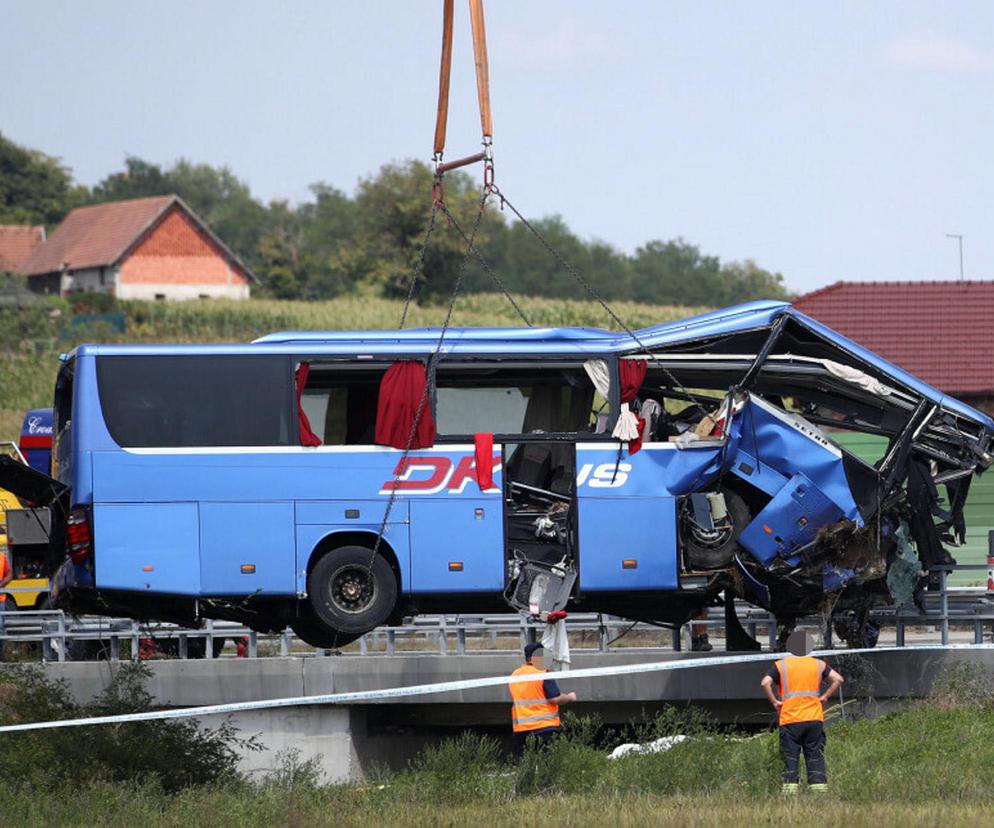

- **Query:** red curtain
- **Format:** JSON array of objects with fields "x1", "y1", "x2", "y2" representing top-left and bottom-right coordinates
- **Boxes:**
[
  {"x1": 619, "y1": 359, "x2": 648, "y2": 454},
  {"x1": 375, "y1": 361, "x2": 436, "y2": 450},
  {"x1": 619, "y1": 359, "x2": 648, "y2": 403},
  {"x1": 295, "y1": 363, "x2": 322, "y2": 447}
]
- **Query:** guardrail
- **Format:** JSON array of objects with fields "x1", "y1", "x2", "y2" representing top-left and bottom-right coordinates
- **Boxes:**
[{"x1": 0, "y1": 565, "x2": 990, "y2": 662}]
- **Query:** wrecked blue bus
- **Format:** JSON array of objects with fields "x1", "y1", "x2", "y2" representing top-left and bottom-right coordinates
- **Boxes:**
[{"x1": 10, "y1": 300, "x2": 991, "y2": 649}]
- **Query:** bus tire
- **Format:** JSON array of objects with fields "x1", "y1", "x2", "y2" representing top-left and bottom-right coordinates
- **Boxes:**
[
  {"x1": 307, "y1": 545, "x2": 397, "y2": 635},
  {"x1": 291, "y1": 608, "x2": 361, "y2": 649},
  {"x1": 681, "y1": 488, "x2": 752, "y2": 571}
]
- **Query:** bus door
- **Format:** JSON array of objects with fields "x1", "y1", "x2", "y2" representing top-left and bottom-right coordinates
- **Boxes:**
[
  {"x1": 574, "y1": 443, "x2": 678, "y2": 592},
  {"x1": 503, "y1": 440, "x2": 577, "y2": 592}
]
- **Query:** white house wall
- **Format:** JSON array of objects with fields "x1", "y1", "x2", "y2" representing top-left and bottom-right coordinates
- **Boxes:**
[{"x1": 115, "y1": 282, "x2": 251, "y2": 300}]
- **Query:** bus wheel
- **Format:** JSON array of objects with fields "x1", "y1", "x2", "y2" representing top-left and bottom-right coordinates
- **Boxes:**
[
  {"x1": 681, "y1": 488, "x2": 752, "y2": 570},
  {"x1": 307, "y1": 545, "x2": 397, "y2": 635},
  {"x1": 291, "y1": 607, "x2": 361, "y2": 649}
]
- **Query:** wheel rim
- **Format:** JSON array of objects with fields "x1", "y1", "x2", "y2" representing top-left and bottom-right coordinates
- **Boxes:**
[
  {"x1": 683, "y1": 510, "x2": 735, "y2": 549},
  {"x1": 328, "y1": 565, "x2": 376, "y2": 615}
]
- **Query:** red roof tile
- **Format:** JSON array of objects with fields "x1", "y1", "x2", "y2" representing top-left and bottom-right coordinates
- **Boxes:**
[
  {"x1": 0, "y1": 225, "x2": 45, "y2": 271},
  {"x1": 793, "y1": 281, "x2": 994, "y2": 396},
  {"x1": 18, "y1": 196, "x2": 176, "y2": 276}
]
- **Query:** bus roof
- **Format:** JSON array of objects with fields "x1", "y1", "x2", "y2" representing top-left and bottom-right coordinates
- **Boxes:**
[{"x1": 67, "y1": 299, "x2": 994, "y2": 430}]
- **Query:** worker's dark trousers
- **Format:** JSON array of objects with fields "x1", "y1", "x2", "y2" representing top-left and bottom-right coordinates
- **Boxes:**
[
  {"x1": 512, "y1": 727, "x2": 559, "y2": 762},
  {"x1": 779, "y1": 721, "x2": 827, "y2": 784}
]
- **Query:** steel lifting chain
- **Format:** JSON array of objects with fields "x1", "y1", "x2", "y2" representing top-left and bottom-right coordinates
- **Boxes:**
[
  {"x1": 488, "y1": 183, "x2": 694, "y2": 400},
  {"x1": 399, "y1": 203, "x2": 440, "y2": 328}
]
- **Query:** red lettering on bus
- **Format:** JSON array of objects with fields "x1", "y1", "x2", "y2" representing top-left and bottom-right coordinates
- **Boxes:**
[
  {"x1": 382, "y1": 457, "x2": 451, "y2": 491},
  {"x1": 447, "y1": 454, "x2": 502, "y2": 493}
]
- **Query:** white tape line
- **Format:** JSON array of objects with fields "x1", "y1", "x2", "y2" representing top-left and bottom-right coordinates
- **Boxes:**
[{"x1": 0, "y1": 643, "x2": 990, "y2": 735}]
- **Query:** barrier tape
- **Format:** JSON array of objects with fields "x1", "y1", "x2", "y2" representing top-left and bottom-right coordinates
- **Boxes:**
[{"x1": 1, "y1": 643, "x2": 991, "y2": 735}]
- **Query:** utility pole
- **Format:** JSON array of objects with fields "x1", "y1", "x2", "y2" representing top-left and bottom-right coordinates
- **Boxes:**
[{"x1": 945, "y1": 234, "x2": 964, "y2": 281}]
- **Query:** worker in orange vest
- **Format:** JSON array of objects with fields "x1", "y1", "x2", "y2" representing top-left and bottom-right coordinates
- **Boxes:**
[
  {"x1": 0, "y1": 548, "x2": 12, "y2": 660},
  {"x1": 509, "y1": 642, "x2": 577, "y2": 760},
  {"x1": 760, "y1": 630, "x2": 844, "y2": 794}
]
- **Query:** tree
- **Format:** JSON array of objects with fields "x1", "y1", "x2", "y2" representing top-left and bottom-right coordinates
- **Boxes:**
[
  {"x1": 349, "y1": 160, "x2": 505, "y2": 301},
  {"x1": 630, "y1": 239, "x2": 724, "y2": 305},
  {"x1": 0, "y1": 132, "x2": 88, "y2": 227}
]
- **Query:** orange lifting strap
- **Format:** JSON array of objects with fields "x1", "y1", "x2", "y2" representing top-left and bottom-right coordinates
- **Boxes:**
[{"x1": 432, "y1": 0, "x2": 493, "y2": 177}]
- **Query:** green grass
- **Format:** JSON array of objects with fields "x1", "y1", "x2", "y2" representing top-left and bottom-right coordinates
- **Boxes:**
[
  {"x1": 5, "y1": 705, "x2": 994, "y2": 826},
  {"x1": 3, "y1": 663, "x2": 994, "y2": 826},
  {"x1": 0, "y1": 294, "x2": 704, "y2": 443}
]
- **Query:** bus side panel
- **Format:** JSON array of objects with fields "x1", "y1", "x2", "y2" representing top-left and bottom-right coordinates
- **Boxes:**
[
  {"x1": 409, "y1": 500, "x2": 503, "y2": 592},
  {"x1": 200, "y1": 502, "x2": 296, "y2": 595},
  {"x1": 93, "y1": 502, "x2": 201, "y2": 595},
  {"x1": 295, "y1": 500, "x2": 411, "y2": 595},
  {"x1": 577, "y1": 497, "x2": 677, "y2": 591},
  {"x1": 574, "y1": 444, "x2": 714, "y2": 593}
]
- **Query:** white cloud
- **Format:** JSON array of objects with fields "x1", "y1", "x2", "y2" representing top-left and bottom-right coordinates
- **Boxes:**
[{"x1": 884, "y1": 35, "x2": 994, "y2": 74}]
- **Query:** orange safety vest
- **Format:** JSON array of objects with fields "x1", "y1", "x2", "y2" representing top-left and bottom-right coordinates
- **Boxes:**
[
  {"x1": 775, "y1": 655, "x2": 826, "y2": 725},
  {"x1": 0, "y1": 553, "x2": 9, "y2": 603},
  {"x1": 509, "y1": 663, "x2": 561, "y2": 733}
]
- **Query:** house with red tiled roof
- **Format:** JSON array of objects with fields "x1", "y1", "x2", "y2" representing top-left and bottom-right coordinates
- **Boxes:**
[
  {"x1": 18, "y1": 195, "x2": 253, "y2": 300},
  {"x1": 0, "y1": 225, "x2": 45, "y2": 272},
  {"x1": 794, "y1": 280, "x2": 994, "y2": 415}
]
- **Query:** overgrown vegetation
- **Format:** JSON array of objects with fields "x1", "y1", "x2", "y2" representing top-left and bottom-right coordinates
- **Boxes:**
[
  {"x1": 1, "y1": 662, "x2": 994, "y2": 824},
  {"x1": 0, "y1": 291, "x2": 706, "y2": 442},
  {"x1": 0, "y1": 662, "x2": 256, "y2": 792}
]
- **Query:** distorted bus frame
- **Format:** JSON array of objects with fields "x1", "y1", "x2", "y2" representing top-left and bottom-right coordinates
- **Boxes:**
[{"x1": 21, "y1": 301, "x2": 992, "y2": 649}]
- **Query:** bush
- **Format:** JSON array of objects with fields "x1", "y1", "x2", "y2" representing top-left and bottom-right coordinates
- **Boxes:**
[
  {"x1": 0, "y1": 662, "x2": 258, "y2": 792},
  {"x1": 393, "y1": 731, "x2": 508, "y2": 805}
]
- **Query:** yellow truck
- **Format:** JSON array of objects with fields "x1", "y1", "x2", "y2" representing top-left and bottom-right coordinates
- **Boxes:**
[{"x1": 0, "y1": 442, "x2": 50, "y2": 609}]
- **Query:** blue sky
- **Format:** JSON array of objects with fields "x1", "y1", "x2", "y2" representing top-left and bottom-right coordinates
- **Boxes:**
[{"x1": 3, "y1": 1, "x2": 992, "y2": 293}]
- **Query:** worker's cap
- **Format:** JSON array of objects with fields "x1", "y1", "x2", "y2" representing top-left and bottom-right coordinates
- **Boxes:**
[
  {"x1": 524, "y1": 642, "x2": 544, "y2": 660},
  {"x1": 786, "y1": 630, "x2": 814, "y2": 656}
]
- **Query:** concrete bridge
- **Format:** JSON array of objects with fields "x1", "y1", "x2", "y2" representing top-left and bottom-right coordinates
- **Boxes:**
[{"x1": 30, "y1": 646, "x2": 994, "y2": 781}]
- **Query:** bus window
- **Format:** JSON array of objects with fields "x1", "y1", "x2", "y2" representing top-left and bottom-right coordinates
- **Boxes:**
[
  {"x1": 96, "y1": 355, "x2": 292, "y2": 448},
  {"x1": 298, "y1": 365, "x2": 385, "y2": 445},
  {"x1": 434, "y1": 364, "x2": 597, "y2": 437}
]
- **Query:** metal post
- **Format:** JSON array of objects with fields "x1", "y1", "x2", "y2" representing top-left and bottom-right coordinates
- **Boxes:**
[
  {"x1": 248, "y1": 631, "x2": 258, "y2": 658},
  {"x1": 131, "y1": 622, "x2": 140, "y2": 662},
  {"x1": 206, "y1": 619, "x2": 215, "y2": 659},
  {"x1": 110, "y1": 635, "x2": 120, "y2": 662},
  {"x1": 280, "y1": 630, "x2": 290, "y2": 656},
  {"x1": 57, "y1": 614, "x2": 66, "y2": 663},
  {"x1": 457, "y1": 627, "x2": 466, "y2": 655},
  {"x1": 975, "y1": 619, "x2": 983, "y2": 645},
  {"x1": 768, "y1": 617, "x2": 777, "y2": 650},
  {"x1": 359, "y1": 635, "x2": 368, "y2": 655},
  {"x1": 940, "y1": 567, "x2": 950, "y2": 646},
  {"x1": 438, "y1": 617, "x2": 448, "y2": 655},
  {"x1": 896, "y1": 617, "x2": 905, "y2": 648},
  {"x1": 599, "y1": 615, "x2": 609, "y2": 653},
  {"x1": 387, "y1": 629, "x2": 396, "y2": 655},
  {"x1": 672, "y1": 625, "x2": 682, "y2": 652},
  {"x1": 178, "y1": 633, "x2": 188, "y2": 660}
]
